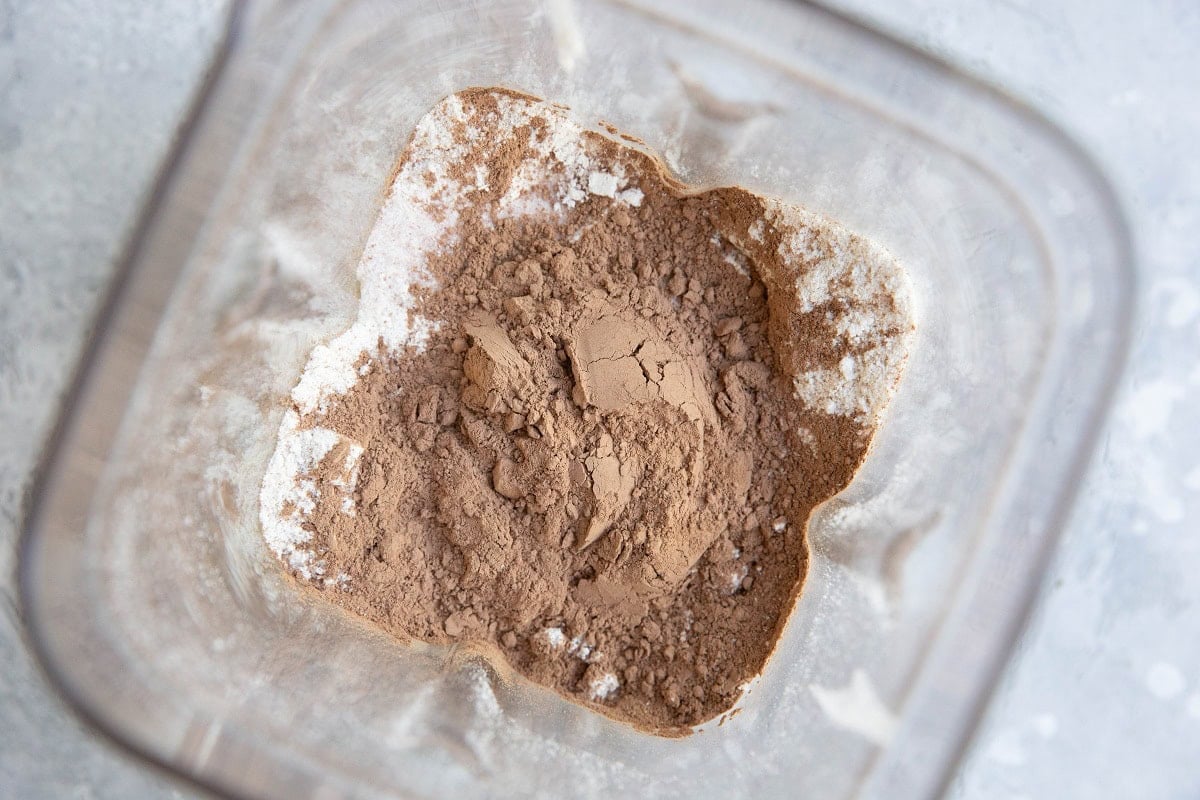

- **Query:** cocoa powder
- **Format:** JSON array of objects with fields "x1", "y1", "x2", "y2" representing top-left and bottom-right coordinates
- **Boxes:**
[{"x1": 276, "y1": 88, "x2": 913, "y2": 735}]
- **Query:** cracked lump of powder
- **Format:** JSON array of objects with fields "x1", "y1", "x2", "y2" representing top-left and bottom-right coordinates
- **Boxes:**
[{"x1": 259, "y1": 88, "x2": 914, "y2": 735}]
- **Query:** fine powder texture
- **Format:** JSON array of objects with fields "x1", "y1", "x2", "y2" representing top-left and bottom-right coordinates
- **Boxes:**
[{"x1": 260, "y1": 88, "x2": 914, "y2": 735}]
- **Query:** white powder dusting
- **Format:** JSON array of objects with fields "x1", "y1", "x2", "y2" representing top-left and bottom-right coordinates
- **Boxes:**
[
  {"x1": 587, "y1": 170, "x2": 620, "y2": 198},
  {"x1": 748, "y1": 218, "x2": 766, "y2": 243},
  {"x1": 588, "y1": 672, "x2": 620, "y2": 700},
  {"x1": 711, "y1": 232, "x2": 750, "y2": 276},
  {"x1": 259, "y1": 411, "x2": 347, "y2": 578},
  {"x1": 794, "y1": 345, "x2": 909, "y2": 421},
  {"x1": 568, "y1": 635, "x2": 595, "y2": 662},
  {"x1": 545, "y1": 0, "x2": 585, "y2": 73},
  {"x1": 544, "y1": 627, "x2": 567, "y2": 649},
  {"x1": 724, "y1": 250, "x2": 749, "y2": 276},
  {"x1": 727, "y1": 562, "x2": 749, "y2": 593},
  {"x1": 809, "y1": 669, "x2": 898, "y2": 747},
  {"x1": 324, "y1": 571, "x2": 351, "y2": 590},
  {"x1": 618, "y1": 187, "x2": 644, "y2": 207},
  {"x1": 766, "y1": 201, "x2": 914, "y2": 423},
  {"x1": 585, "y1": 168, "x2": 643, "y2": 208}
]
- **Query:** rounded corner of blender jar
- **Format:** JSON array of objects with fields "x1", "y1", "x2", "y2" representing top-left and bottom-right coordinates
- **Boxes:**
[
  {"x1": 821, "y1": 26, "x2": 1137, "y2": 800},
  {"x1": 15, "y1": 2, "x2": 248, "y2": 794},
  {"x1": 17, "y1": 3, "x2": 1140, "y2": 799}
]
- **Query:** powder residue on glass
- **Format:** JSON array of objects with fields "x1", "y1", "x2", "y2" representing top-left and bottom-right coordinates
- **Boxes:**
[{"x1": 259, "y1": 87, "x2": 914, "y2": 735}]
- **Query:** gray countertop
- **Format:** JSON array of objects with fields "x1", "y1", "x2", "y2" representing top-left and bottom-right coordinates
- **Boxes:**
[{"x1": 1, "y1": 0, "x2": 1197, "y2": 797}]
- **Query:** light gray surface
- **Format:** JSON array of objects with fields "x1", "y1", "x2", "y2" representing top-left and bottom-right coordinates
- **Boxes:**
[
  {"x1": 0, "y1": 0, "x2": 1197, "y2": 798},
  {"x1": 832, "y1": 4, "x2": 1200, "y2": 797},
  {"x1": 0, "y1": 1, "x2": 227, "y2": 797}
]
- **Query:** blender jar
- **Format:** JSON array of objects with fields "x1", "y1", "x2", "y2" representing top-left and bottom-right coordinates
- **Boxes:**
[{"x1": 20, "y1": 1, "x2": 1133, "y2": 798}]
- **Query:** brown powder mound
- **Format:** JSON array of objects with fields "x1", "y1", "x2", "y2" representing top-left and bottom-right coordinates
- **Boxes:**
[{"x1": 285, "y1": 88, "x2": 912, "y2": 735}]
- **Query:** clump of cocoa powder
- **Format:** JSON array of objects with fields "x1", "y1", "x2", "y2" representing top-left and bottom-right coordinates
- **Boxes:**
[{"x1": 283, "y1": 88, "x2": 912, "y2": 735}]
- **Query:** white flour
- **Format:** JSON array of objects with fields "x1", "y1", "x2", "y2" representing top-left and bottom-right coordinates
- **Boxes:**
[
  {"x1": 259, "y1": 410, "x2": 363, "y2": 579},
  {"x1": 767, "y1": 201, "x2": 914, "y2": 422}
]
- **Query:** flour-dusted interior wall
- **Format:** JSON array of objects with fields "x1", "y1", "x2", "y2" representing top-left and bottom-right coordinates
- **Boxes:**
[
  {"x1": 826, "y1": 3, "x2": 1200, "y2": 796},
  {"x1": 0, "y1": 1, "x2": 1197, "y2": 797}
]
